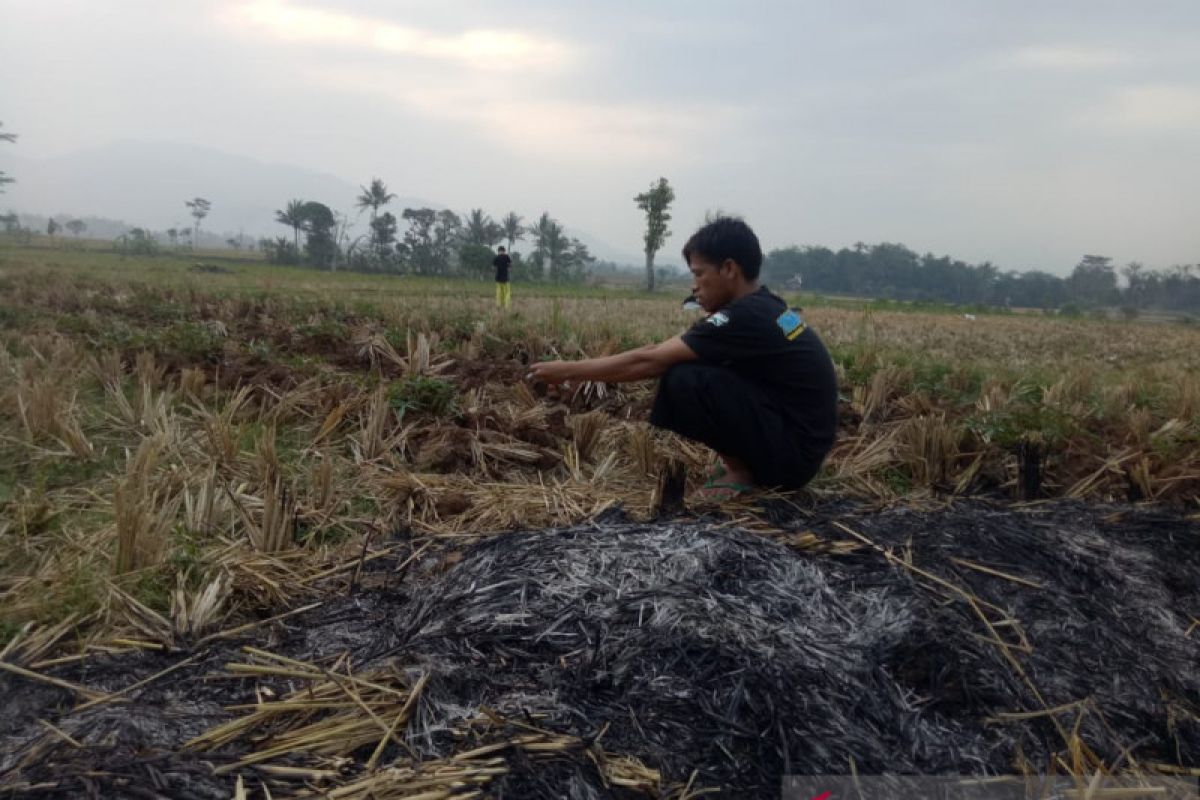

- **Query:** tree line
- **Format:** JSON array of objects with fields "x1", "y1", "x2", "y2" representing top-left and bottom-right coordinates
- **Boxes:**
[
  {"x1": 4, "y1": 134, "x2": 1196, "y2": 312},
  {"x1": 261, "y1": 178, "x2": 598, "y2": 283},
  {"x1": 764, "y1": 243, "x2": 1200, "y2": 313}
]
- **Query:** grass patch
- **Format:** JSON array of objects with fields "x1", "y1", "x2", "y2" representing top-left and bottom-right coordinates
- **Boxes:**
[
  {"x1": 389, "y1": 375, "x2": 459, "y2": 418},
  {"x1": 159, "y1": 321, "x2": 225, "y2": 363}
]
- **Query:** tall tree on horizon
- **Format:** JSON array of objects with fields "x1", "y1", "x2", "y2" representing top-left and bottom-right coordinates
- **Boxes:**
[
  {"x1": 432, "y1": 209, "x2": 462, "y2": 271},
  {"x1": 634, "y1": 177, "x2": 674, "y2": 291},
  {"x1": 332, "y1": 211, "x2": 354, "y2": 271},
  {"x1": 402, "y1": 208, "x2": 437, "y2": 274},
  {"x1": 563, "y1": 237, "x2": 595, "y2": 283},
  {"x1": 530, "y1": 212, "x2": 569, "y2": 282},
  {"x1": 274, "y1": 199, "x2": 306, "y2": 252},
  {"x1": 462, "y1": 208, "x2": 504, "y2": 247},
  {"x1": 501, "y1": 212, "x2": 525, "y2": 252},
  {"x1": 529, "y1": 212, "x2": 552, "y2": 274},
  {"x1": 1066, "y1": 254, "x2": 1118, "y2": 307},
  {"x1": 298, "y1": 201, "x2": 338, "y2": 268},
  {"x1": 356, "y1": 178, "x2": 396, "y2": 250},
  {"x1": 370, "y1": 211, "x2": 399, "y2": 260},
  {"x1": 544, "y1": 223, "x2": 569, "y2": 282},
  {"x1": 185, "y1": 197, "x2": 211, "y2": 247}
]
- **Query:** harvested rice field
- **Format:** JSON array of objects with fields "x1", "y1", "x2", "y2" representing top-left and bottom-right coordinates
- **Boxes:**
[{"x1": 1, "y1": 248, "x2": 1198, "y2": 798}]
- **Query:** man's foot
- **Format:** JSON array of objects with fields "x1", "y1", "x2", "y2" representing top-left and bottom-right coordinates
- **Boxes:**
[
  {"x1": 696, "y1": 454, "x2": 755, "y2": 502},
  {"x1": 703, "y1": 462, "x2": 727, "y2": 484},
  {"x1": 695, "y1": 480, "x2": 756, "y2": 503}
]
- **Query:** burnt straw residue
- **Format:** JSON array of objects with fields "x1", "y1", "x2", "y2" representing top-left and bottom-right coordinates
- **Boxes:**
[{"x1": 1, "y1": 500, "x2": 1197, "y2": 798}]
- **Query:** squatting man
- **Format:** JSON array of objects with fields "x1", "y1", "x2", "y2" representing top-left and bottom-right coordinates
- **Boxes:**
[{"x1": 528, "y1": 217, "x2": 838, "y2": 499}]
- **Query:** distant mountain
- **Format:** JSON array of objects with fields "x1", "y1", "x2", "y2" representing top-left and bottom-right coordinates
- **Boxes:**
[
  {"x1": 562, "y1": 226, "x2": 643, "y2": 269},
  {"x1": 2, "y1": 141, "x2": 434, "y2": 240},
  {"x1": 1, "y1": 140, "x2": 643, "y2": 262}
]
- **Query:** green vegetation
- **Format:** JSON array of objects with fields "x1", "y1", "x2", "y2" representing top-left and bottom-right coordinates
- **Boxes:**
[
  {"x1": 765, "y1": 244, "x2": 1200, "y2": 314},
  {"x1": 389, "y1": 375, "x2": 458, "y2": 418}
]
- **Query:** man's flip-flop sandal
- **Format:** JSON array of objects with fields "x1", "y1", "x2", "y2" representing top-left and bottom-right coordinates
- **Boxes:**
[
  {"x1": 703, "y1": 464, "x2": 728, "y2": 484},
  {"x1": 697, "y1": 480, "x2": 755, "y2": 503}
]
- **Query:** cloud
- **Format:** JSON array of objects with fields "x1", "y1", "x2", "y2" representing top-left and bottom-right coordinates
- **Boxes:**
[
  {"x1": 219, "y1": 0, "x2": 573, "y2": 71},
  {"x1": 312, "y1": 63, "x2": 728, "y2": 163},
  {"x1": 212, "y1": 2, "x2": 743, "y2": 164},
  {"x1": 1003, "y1": 44, "x2": 1133, "y2": 71},
  {"x1": 1085, "y1": 84, "x2": 1200, "y2": 132}
]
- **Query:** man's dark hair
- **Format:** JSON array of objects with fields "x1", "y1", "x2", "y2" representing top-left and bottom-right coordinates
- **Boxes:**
[
  {"x1": 498, "y1": 246, "x2": 507, "y2": 253},
  {"x1": 681, "y1": 216, "x2": 763, "y2": 281}
]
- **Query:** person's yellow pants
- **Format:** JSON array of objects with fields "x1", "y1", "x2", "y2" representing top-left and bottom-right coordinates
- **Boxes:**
[{"x1": 495, "y1": 282, "x2": 511, "y2": 308}]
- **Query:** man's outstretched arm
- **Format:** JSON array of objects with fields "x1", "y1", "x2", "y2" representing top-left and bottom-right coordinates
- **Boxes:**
[{"x1": 528, "y1": 336, "x2": 697, "y2": 385}]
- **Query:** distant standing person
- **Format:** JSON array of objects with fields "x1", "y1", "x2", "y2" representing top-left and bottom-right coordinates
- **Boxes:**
[
  {"x1": 493, "y1": 246, "x2": 512, "y2": 309},
  {"x1": 528, "y1": 217, "x2": 838, "y2": 500}
]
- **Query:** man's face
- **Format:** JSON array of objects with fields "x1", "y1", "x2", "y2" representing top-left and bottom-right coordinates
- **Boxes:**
[{"x1": 688, "y1": 256, "x2": 736, "y2": 312}]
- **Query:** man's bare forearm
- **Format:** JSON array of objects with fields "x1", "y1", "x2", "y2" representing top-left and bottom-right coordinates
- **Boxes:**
[
  {"x1": 528, "y1": 337, "x2": 695, "y2": 386},
  {"x1": 557, "y1": 345, "x2": 664, "y2": 384}
]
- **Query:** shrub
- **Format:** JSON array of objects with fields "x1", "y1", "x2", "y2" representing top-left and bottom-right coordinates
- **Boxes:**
[
  {"x1": 161, "y1": 322, "x2": 224, "y2": 363},
  {"x1": 388, "y1": 375, "x2": 458, "y2": 418}
]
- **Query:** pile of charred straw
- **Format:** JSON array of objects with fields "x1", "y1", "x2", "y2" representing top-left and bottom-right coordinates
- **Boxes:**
[{"x1": 1, "y1": 500, "x2": 1197, "y2": 798}]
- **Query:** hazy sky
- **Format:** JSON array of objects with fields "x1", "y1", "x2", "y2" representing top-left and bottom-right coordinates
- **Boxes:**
[{"x1": 3, "y1": 0, "x2": 1199, "y2": 273}]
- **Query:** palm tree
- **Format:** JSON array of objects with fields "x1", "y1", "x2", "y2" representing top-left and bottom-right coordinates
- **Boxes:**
[
  {"x1": 463, "y1": 208, "x2": 491, "y2": 246},
  {"x1": 529, "y1": 213, "x2": 567, "y2": 282},
  {"x1": 356, "y1": 178, "x2": 396, "y2": 249},
  {"x1": 275, "y1": 199, "x2": 306, "y2": 252},
  {"x1": 530, "y1": 212, "x2": 553, "y2": 253},
  {"x1": 544, "y1": 223, "x2": 568, "y2": 282},
  {"x1": 526, "y1": 213, "x2": 558, "y2": 281},
  {"x1": 501, "y1": 212, "x2": 524, "y2": 252},
  {"x1": 566, "y1": 238, "x2": 594, "y2": 281},
  {"x1": 185, "y1": 197, "x2": 211, "y2": 248}
]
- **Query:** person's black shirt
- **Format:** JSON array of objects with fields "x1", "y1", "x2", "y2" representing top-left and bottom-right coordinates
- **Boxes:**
[
  {"x1": 681, "y1": 286, "x2": 838, "y2": 460},
  {"x1": 493, "y1": 253, "x2": 511, "y2": 283}
]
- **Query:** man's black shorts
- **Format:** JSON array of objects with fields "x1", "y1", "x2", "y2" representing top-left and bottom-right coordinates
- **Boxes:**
[{"x1": 649, "y1": 362, "x2": 824, "y2": 490}]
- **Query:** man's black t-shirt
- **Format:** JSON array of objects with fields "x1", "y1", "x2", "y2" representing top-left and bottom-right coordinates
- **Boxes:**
[
  {"x1": 680, "y1": 286, "x2": 838, "y2": 460},
  {"x1": 493, "y1": 253, "x2": 512, "y2": 283}
]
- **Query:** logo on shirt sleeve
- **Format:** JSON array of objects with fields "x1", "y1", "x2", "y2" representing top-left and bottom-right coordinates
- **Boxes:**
[
  {"x1": 775, "y1": 309, "x2": 806, "y2": 340},
  {"x1": 706, "y1": 311, "x2": 730, "y2": 327}
]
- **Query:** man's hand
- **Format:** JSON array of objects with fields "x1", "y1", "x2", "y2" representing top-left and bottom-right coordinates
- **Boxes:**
[{"x1": 527, "y1": 360, "x2": 573, "y2": 385}]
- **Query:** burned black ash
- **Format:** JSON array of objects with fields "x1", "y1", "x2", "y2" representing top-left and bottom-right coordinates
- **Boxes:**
[
  {"x1": 384, "y1": 507, "x2": 1198, "y2": 795},
  {"x1": 1, "y1": 501, "x2": 1197, "y2": 799},
  {"x1": 392, "y1": 524, "x2": 993, "y2": 791}
]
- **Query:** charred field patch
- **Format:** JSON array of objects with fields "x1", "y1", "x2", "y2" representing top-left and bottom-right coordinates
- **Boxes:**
[{"x1": 1, "y1": 501, "x2": 1197, "y2": 798}]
